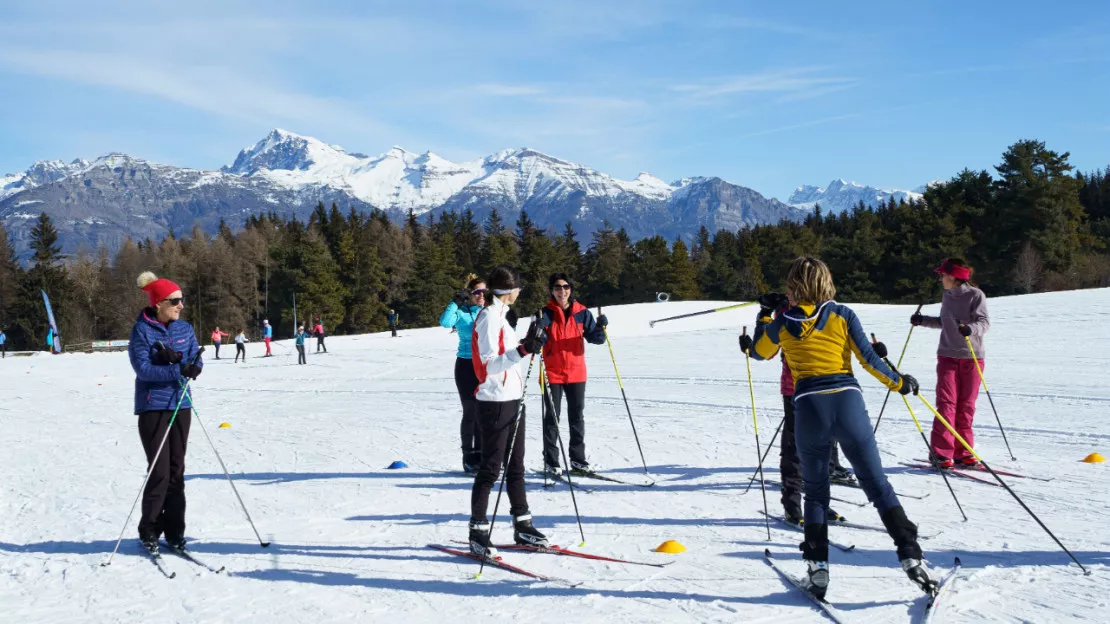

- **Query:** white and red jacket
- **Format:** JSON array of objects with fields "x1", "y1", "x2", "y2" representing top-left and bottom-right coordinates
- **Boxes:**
[{"x1": 471, "y1": 296, "x2": 525, "y2": 402}]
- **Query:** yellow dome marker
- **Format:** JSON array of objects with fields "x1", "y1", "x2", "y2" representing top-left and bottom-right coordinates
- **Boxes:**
[
  {"x1": 1082, "y1": 452, "x2": 1105, "y2": 463},
  {"x1": 654, "y1": 540, "x2": 686, "y2": 554},
  {"x1": 218, "y1": 422, "x2": 231, "y2": 429}
]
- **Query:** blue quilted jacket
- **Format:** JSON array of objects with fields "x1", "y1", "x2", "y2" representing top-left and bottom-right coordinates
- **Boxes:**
[{"x1": 128, "y1": 309, "x2": 203, "y2": 415}]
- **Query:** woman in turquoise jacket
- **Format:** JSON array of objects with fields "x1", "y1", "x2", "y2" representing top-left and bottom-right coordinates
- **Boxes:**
[{"x1": 440, "y1": 276, "x2": 487, "y2": 472}]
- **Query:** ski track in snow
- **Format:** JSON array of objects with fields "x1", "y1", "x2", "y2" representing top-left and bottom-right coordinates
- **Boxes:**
[{"x1": 2, "y1": 292, "x2": 1109, "y2": 622}]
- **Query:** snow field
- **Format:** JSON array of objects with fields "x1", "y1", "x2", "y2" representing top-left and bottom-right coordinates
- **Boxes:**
[{"x1": 1, "y1": 291, "x2": 1108, "y2": 622}]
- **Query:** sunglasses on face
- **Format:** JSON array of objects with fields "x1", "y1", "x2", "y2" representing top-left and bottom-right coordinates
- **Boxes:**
[
  {"x1": 552, "y1": 284, "x2": 572, "y2": 292},
  {"x1": 161, "y1": 297, "x2": 184, "y2": 307},
  {"x1": 470, "y1": 289, "x2": 488, "y2": 297}
]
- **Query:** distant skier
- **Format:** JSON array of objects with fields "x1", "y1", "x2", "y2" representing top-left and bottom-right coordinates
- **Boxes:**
[
  {"x1": 46, "y1": 328, "x2": 54, "y2": 353},
  {"x1": 911, "y1": 258, "x2": 990, "y2": 468},
  {"x1": 313, "y1": 318, "x2": 327, "y2": 353},
  {"x1": 0, "y1": 328, "x2": 6, "y2": 358},
  {"x1": 742, "y1": 256, "x2": 935, "y2": 600},
  {"x1": 234, "y1": 329, "x2": 248, "y2": 363},
  {"x1": 210, "y1": 327, "x2": 229, "y2": 359},
  {"x1": 388, "y1": 310, "x2": 398, "y2": 337},
  {"x1": 536, "y1": 273, "x2": 606, "y2": 476},
  {"x1": 440, "y1": 276, "x2": 487, "y2": 472},
  {"x1": 468, "y1": 265, "x2": 549, "y2": 557},
  {"x1": 129, "y1": 271, "x2": 203, "y2": 552},
  {"x1": 262, "y1": 319, "x2": 273, "y2": 356},
  {"x1": 294, "y1": 325, "x2": 310, "y2": 365}
]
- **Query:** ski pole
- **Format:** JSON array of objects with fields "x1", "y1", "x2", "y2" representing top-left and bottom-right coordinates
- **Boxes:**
[
  {"x1": 743, "y1": 415, "x2": 784, "y2": 493},
  {"x1": 917, "y1": 395, "x2": 1089, "y2": 575},
  {"x1": 873, "y1": 339, "x2": 967, "y2": 521},
  {"x1": 478, "y1": 352, "x2": 537, "y2": 578},
  {"x1": 180, "y1": 385, "x2": 270, "y2": 548},
  {"x1": 599, "y1": 307, "x2": 649, "y2": 474},
  {"x1": 962, "y1": 330, "x2": 1015, "y2": 460},
  {"x1": 539, "y1": 351, "x2": 587, "y2": 546},
  {"x1": 874, "y1": 303, "x2": 922, "y2": 435},
  {"x1": 103, "y1": 346, "x2": 205, "y2": 567},
  {"x1": 648, "y1": 301, "x2": 757, "y2": 328},
  {"x1": 741, "y1": 327, "x2": 771, "y2": 540}
]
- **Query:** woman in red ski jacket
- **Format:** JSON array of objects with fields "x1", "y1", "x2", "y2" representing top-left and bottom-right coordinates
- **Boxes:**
[{"x1": 537, "y1": 273, "x2": 607, "y2": 475}]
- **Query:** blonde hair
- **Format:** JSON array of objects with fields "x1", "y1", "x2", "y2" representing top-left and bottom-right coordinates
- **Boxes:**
[{"x1": 785, "y1": 257, "x2": 836, "y2": 304}]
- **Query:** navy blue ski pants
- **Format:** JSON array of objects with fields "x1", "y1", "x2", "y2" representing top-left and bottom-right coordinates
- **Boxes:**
[{"x1": 793, "y1": 388, "x2": 902, "y2": 526}]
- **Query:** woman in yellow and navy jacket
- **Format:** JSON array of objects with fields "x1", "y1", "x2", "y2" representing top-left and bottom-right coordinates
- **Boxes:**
[{"x1": 740, "y1": 257, "x2": 936, "y2": 600}]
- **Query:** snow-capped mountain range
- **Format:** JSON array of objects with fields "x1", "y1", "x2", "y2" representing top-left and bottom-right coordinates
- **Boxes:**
[
  {"x1": 787, "y1": 179, "x2": 924, "y2": 214},
  {"x1": 0, "y1": 128, "x2": 922, "y2": 259}
]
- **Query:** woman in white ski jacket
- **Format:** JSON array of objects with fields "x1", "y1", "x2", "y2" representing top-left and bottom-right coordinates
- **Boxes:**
[{"x1": 467, "y1": 265, "x2": 548, "y2": 557}]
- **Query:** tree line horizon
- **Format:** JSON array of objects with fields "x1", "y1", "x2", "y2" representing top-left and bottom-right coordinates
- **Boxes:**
[{"x1": 0, "y1": 139, "x2": 1107, "y2": 351}]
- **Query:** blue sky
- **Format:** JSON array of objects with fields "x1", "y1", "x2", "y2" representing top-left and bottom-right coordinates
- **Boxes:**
[{"x1": 0, "y1": 0, "x2": 1107, "y2": 200}]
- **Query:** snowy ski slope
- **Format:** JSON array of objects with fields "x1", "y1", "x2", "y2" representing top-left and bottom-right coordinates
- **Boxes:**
[{"x1": 1, "y1": 290, "x2": 1108, "y2": 622}]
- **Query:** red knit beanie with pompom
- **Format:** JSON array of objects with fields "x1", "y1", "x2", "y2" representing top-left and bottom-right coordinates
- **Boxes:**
[{"x1": 137, "y1": 271, "x2": 181, "y2": 307}]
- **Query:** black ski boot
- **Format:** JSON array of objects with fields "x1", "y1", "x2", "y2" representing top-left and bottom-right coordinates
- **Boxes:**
[
  {"x1": 800, "y1": 522, "x2": 830, "y2": 599},
  {"x1": 784, "y1": 506, "x2": 804, "y2": 527},
  {"x1": 543, "y1": 463, "x2": 563, "y2": 479},
  {"x1": 140, "y1": 532, "x2": 159, "y2": 552},
  {"x1": 829, "y1": 465, "x2": 856, "y2": 485},
  {"x1": 165, "y1": 535, "x2": 186, "y2": 551},
  {"x1": 468, "y1": 520, "x2": 497, "y2": 558},
  {"x1": 881, "y1": 506, "x2": 938, "y2": 595},
  {"x1": 569, "y1": 460, "x2": 593, "y2": 476},
  {"x1": 512, "y1": 514, "x2": 550, "y2": 547}
]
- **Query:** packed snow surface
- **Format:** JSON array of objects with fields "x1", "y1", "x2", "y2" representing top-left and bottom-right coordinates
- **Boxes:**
[{"x1": 2, "y1": 290, "x2": 1108, "y2": 622}]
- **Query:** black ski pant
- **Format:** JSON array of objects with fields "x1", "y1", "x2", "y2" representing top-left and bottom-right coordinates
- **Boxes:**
[
  {"x1": 542, "y1": 382, "x2": 587, "y2": 468},
  {"x1": 235, "y1": 343, "x2": 246, "y2": 362},
  {"x1": 213, "y1": 342, "x2": 221, "y2": 359},
  {"x1": 138, "y1": 409, "x2": 191, "y2": 541},
  {"x1": 470, "y1": 400, "x2": 529, "y2": 521},
  {"x1": 454, "y1": 357, "x2": 481, "y2": 465},
  {"x1": 317, "y1": 335, "x2": 326, "y2": 353},
  {"x1": 390, "y1": 325, "x2": 397, "y2": 337},
  {"x1": 296, "y1": 344, "x2": 306, "y2": 364},
  {"x1": 780, "y1": 395, "x2": 803, "y2": 515}
]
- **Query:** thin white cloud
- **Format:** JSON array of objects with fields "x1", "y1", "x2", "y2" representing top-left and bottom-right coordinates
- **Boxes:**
[{"x1": 671, "y1": 68, "x2": 859, "y2": 102}]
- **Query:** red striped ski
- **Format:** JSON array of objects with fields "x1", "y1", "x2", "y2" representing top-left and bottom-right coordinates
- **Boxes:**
[
  {"x1": 453, "y1": 541, "x2": 672, "y2": 567},
  {"x1": 427, "y1": 544, "x2": 581, "y2": 587},
  {"x1": 913, "y1": 459, "x2": 1051, "y2": 482},
  {"x1": 901, "y1": 462, "x2": 999, "y2": 487}
]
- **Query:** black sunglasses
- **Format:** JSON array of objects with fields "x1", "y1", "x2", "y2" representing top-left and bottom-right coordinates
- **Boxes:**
[
  {"x1": 161, "y1": 297, "x2": 184, "y2": 306},
  {"x1": 470, "y1": 289, "x2": 488, "y2": 297},
  {"x1": 552, "y1": 284, "x2": 572, "y2": 291}
]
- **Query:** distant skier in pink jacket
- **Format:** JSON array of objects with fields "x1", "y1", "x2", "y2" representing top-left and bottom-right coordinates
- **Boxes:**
[
  {"x1": 911, "y1": 258, "x2": 990, "y2": 468},
  {"x1": 210, "y1": 327, "x2": 229, "y2": 359}
]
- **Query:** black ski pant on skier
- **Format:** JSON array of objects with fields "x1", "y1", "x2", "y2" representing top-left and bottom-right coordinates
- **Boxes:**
[
  {"x1": 137, "y1": 409, "x2": 191, "y2": 542},
  {"x1": 541, "y1": 382, "x2": 587, "y2": 468},
  {"x1": 781, "y1": 395, "x2": 852, "y2": 517},
  {"x1": 470, "y1": 401, "x2": 529, "y2": 520},
  {"x1": 235, "y1": 343, "x2": 246, "y2": 362},
  {"x1": 213, "y1": 342, "x2": 221, "y2": 359},
  {"x1": 454, "y1": 357, "x2": 481, "y2": 468},
  {"x1": 296, "y1": 344, "x2": 306, "y2": 364},
  {"x1": 317, "y1": 335, "x2": 326, "y2": 353}
]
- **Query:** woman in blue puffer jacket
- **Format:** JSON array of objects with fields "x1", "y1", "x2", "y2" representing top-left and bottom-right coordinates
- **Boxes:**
[
  {"x1": 128, "y1": 271, "x2": 203, "y2": 552},
  {"x1": 440, "y1": 276, "x2": 487, "y2": 473}
]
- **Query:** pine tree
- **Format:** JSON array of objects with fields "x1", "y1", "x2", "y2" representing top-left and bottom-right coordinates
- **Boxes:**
[
  {"x1": 668, "y1": 239, "x2": 701, "y2": 300},
  {"x1": 480, "y1": 208, "x2": 518, "y2": 271},
  {"x1": 455, "y1": 209, "x2": 482, "y2": 275}
]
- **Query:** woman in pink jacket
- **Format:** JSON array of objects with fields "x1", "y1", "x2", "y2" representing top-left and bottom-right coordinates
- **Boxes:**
[
  {"x1": 210, "y1": 327, "x2": 229, "y2": 360},
  {"x1": 911, "y1": 258, "x2": 990, "y2": 468}
]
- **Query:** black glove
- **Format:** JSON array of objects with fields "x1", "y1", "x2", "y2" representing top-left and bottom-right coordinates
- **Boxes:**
[
  {"x1": 180, "y1": 363, "x2": 202, "y2": 380},
  {"x1": 758, "y1": 292, "x2": 788, "y2": 314},
  {"x1": 910, "y1": 313, "x2": 923, "y2": 326},
  {"x1": 518, "y1": 319, "x2": 547, "y2": 355},
  {"x1": 152, "y1": 342, "x2": 183, "y2": 365},
  {"x1": 452, "y1": 289, "x2": 470, "y2": 307},
  {"x1": 597, "y1": 314, "x2": 608, "y2": 328},
  {"x1": 872, "y1": 341, "x2": 888, "y2": 359},
  {"x1": 959, "y1": 324, "x2": 972, "y2": 337},
  {"x1": 738, "y1": 333, "x2": 753, "y2": 354},
  {"x1": 898, "y1": 374, "x2": 920, "y2": 396}
]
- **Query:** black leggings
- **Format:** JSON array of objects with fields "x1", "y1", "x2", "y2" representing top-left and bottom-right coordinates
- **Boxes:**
[
  {"x1": 542, "y1": 382, "x2": 587, "y2": 467},
  {"x1": 138, "y1": 409, "x2": 191, "y2": 539},
  {"x1": 235, "y1": 343, "x2": 246, "y2": 362},
  {"x1": 454, "y1": 358, "x2": 481, "y2": 462},
  {"x1": 470, "y1": 400, "x2": 528, "y2": 521},
  {"x1": 296, "y1": 344, "x2": 306, "y2": 364}
]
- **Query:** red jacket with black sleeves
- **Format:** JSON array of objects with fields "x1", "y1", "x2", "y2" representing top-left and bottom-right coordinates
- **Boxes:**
[{"x1": 539, "y1": 299, "x2": 606, "y2": 384}]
